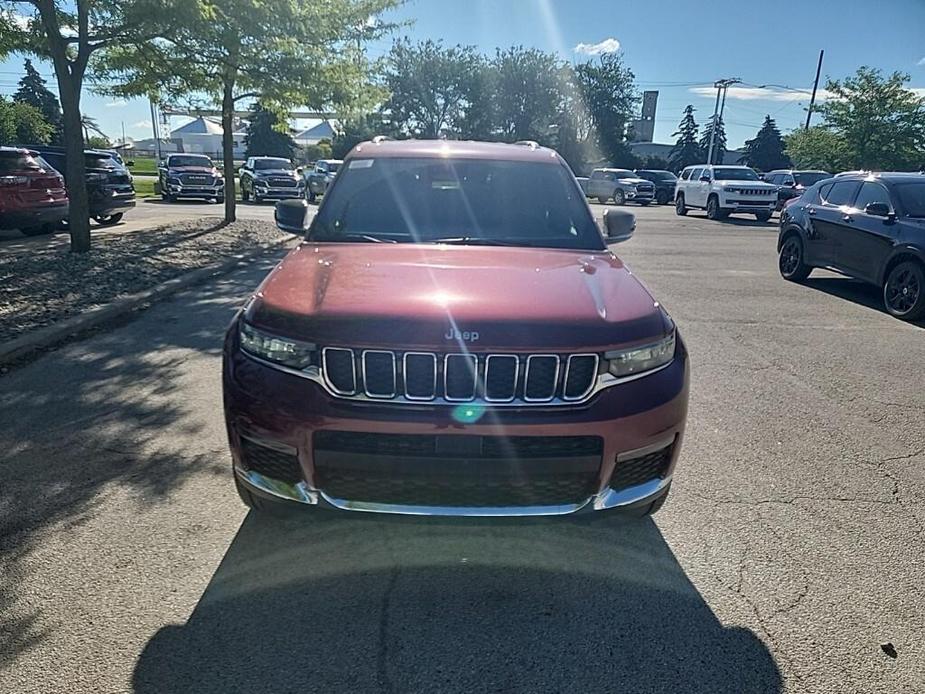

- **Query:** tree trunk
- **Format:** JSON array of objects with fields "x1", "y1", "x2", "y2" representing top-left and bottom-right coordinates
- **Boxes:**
[
  {"x1": 221, "y1": 80, "x2": 236, "y2": 223},
  {"x1": 56, "y1": 69, "x2": 91, "y2": 252}
]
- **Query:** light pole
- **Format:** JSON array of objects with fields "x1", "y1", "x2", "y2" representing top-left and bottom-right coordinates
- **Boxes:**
[{"x1": 707, "y1": 78, "x2": 740, "y2": 165}]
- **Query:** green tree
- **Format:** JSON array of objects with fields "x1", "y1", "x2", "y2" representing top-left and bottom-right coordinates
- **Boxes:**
[
  {"x1": 244, "y1": 103, "x2": 296, "y2": 159},
  {"x1": 1, "y1": 0, "x2": 173, "y2": 252},
  {"x1": 331, "y1": 113, "x2": 387, "y2": 158},
  {"x1": 491, "y1": 46, "x2": 563, "y2": 142},
  {"x1": 99, "y1": 0, "x2": 398, "y2": 223},
  {"x1": 784, "y1": 126, "x2": 849, "y2": 172},
  {"x1": 639, "y1": 155, "x2": 670, "y2": 170},
  {"x1": 572, "y1": 53, "x2": 638, "y2": 168},
  {"x1": 817, "y1": 67, "x2": 925, "y2": 170},
  {"x1": 301, "y1": 139, "x2": 333, "y2": 163},
  {"x1": 0, "y1": 96, "x2": 54, "y2": 144},
  {"x1": 383, "y1": 39, "x2": 483, "y2": 138},
  {"x1": 13, "y1": 58, "x2": 62, "y2": 144},
  {"x1": 85, "y1": 134, "x2": 111, "y2": 149},
  {"x1": 742, "y1": 115, "x2": 790, "y2": 171},
  {"x1": 668, "y1": 105, "x2": 702, "y2": 172},
  {"x1": 700, "y1": 114, "x2": 726, "y2": 165}
]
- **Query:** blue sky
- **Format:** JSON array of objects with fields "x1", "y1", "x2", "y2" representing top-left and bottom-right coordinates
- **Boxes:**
[{"x1": 2, "y1": 0, "x2": 924, "y2": 148}]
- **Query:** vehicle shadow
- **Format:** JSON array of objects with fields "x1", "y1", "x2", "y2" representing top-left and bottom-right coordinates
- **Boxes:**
[
  {"x1": 132, "y1": 512, "x2": 782, "y2": 694},
  {"x1": 803, "y1": 276, "x2": 925, "y2": 328},
  {"x1": 717, "y1": 216, "x2": 775, "y2": 229}
]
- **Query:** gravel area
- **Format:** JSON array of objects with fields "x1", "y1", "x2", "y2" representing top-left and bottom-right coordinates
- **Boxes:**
[{"x1": 0, "y1": 218, "x2": 292, "y2": 343}]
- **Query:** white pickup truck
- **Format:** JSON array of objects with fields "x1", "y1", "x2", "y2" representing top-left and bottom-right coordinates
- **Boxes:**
[{"x1": 674, "y1": 164, "x2": 777, "y2": 221}]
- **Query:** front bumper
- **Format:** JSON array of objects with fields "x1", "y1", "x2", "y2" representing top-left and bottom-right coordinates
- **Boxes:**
[
  {"x1": 223, "y1": 329, "x2": 690, "y2": 517},
  {"x1": 624, "y1": 189, "x2": 655, "y2": 203},
  {"x1": 719, "y1": 195, "x2": 776, "y2": 211},
  {"x1": 254, "y1": 185, "x2": 305, "y2": 200},
  {"x1": 167, "y1": 183, "x2": 224, "y2": 198}
]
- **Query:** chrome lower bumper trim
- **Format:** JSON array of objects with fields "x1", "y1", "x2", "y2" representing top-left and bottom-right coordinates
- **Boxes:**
[{"x1": 235, "y1": 465, "x2": 671, "y2": 516}]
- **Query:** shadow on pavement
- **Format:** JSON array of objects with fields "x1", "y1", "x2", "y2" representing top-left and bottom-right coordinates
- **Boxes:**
[
  {"x1": 803, "y1": 276, "x2": 925, "y2": 328},
  {"x1": 133, "y1": 512, "x2": 782, "y2": 694},
  {"x1": 0, "y1": 254, "x2": 283, "y2": 667}
]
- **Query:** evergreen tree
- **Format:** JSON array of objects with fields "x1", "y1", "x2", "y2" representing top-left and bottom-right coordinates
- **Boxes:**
[
  {"x1": 668, "y1": 105, "x2": 702, "y2": 172},
  {"x1": 13, "y1": 59, "x2": 63, "y2": 145},
  {"x1": 743, "y1": 115, "x2": 790, "y2": 171},
  {"x1": 244, "y1": 104, "x2": 296, "y2": 159},
  {"x1": 699, "y1": 114, "x2": 727, "y2": 164}
]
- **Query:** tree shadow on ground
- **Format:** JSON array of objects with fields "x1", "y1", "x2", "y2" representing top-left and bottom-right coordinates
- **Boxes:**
[
  {"x1": 0, "y1": 253, "x2": 284, "y2": 668},
  {"x1": 133, "y1": 512, "x2": 782, "y2": 694},
  {"x1": 803, "y1": 276, "x2": 925, "y2": 329}
]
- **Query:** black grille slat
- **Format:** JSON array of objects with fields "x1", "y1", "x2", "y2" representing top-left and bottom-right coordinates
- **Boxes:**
[
  {"x1": 315, "y1": 432, "x2": 603, "y2": 459},
  {"x1": 485, "y1": 355, "x2": 518, "y2": 401},
  {"x1": 609, "y1": 444, "x2": 673, "y2": 491},
  {"x1": 323, "y1": 348, "x2": 356, "y2": 394},
  {"x1": 524, "y1": 355, "x2": 559, "y2": 401},
  {"x1": 445, "y1": 354, "x2": 477, "y2": 401},
  {"x1": 363, "y1": 351, "x2": 396, "y2": 397},
  {"x1": 240, "y1": 439, "x2": 302, "y2": 483},
  {"x1": 404, "y1": 353, "x2": 437, "y2": 399},
  {"x1": 564, "y1": 355, "x2": 597, "y2": 400}
]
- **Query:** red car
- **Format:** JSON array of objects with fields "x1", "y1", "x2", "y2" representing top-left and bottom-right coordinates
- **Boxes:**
[
  {"x1": 224, "y1": 139, "x2": 689, "y2": 517},
  {"x1": 0, "y1": 147, "x2": 68, "y2": 235}
]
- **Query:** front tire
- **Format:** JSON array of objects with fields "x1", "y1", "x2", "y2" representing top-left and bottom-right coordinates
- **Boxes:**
[
  {"x1": 655, "y1": 189, "x2": 669, "y2": 205},
  {"x1": 242, "y1": 186, "x2": 250, "y2": 202},
  {"x1": 755, "y1": 211, "x2": 773, "y2": 223},
  {"x1": 613, "y1": 189, "x2": 626, "y2": 206},
  {"x1": 307, "y1": 188, "x2": 316, "y2": 203},
  {"x1": 675, "y1": 194, "x2": 688, "y2": 216},
  {"x1": 883, "y1": 261, "x2": 925, "y2": 321},
  {"x1": 779, "y1": 234, "x2": 812, "y2": 282},
  {"x1": 706, "y1": 195, "x2": 727, "y2": 220}
]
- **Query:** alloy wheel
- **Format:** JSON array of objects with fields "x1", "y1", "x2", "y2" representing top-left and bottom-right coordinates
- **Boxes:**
[{"x1": 885, "y1": 265, "x2": 921, "y2": 315}]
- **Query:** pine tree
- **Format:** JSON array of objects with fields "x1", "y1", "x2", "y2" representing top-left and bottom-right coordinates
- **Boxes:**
[
  {"x1": 13, "y1": 60, "x2": 64, "y2": 145},
  {"x1": 699, "y1": 114, "x2": 727, "y2": 165},
  {"x1": 743, "y1": 116, "x2": 791, "y2": 171},
  {"x1": 244, "y1": 104, "x2": 296, "y2": 159},
  {"x1": 668, "y1": 105, "x2": 702, "y2": 172}
]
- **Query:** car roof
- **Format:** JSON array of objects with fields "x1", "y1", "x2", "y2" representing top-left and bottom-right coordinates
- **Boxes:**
[
  {"x1": 835, "y1": 172, "x2": 925, "y2": 183},
  {"x1": 252, "y1": 156, "x2": 290, "y2": 160},
  {"x1": 350, "y1": 139, "x2": 561, "y2": 163},
  {"x1": 0, "y1": 146, "x2": 32, "y2": 155}
]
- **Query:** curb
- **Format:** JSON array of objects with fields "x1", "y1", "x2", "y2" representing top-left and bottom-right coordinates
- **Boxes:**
[{"x1": 0, "y1": 234, "x2": 298, "y2": 364}]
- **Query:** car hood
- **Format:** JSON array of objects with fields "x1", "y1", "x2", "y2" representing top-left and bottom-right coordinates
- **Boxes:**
[
  {"x1": 617, "y1": 177, "x2": 648, "y2": 186},
  {"x1": 256, "y1": 169, "x2": 297, "y2": 176},
  {"x1": 168, "y1": 166, "x2": 214, "y2": 174},
  {"x1": 244, "y1": 244, "x2": 670, "y2": 351},
  {"x1": 716, "y1": 179, "x2": 776, "y2": 189}
]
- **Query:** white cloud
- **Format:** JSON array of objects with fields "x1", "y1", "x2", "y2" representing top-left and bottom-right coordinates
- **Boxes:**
[
  {"x1": 132, "y1": 119, "x2": 153, "y2": 129},
  {"x1": 574, "y1": 38, "x2": 621, "y2": 56},
  {"x1": 911, "y1": 87, "x2": 925, "y2": 98},
  {"x1": 918, "y1": 57, "x2": 925, "y2": 66},
  {"x1": 105, "y1": 100, "x2": 128, "y2": 108},
  {"x1": 5, "y1": 11, "x2": 31, "y2": 30},
  {"x1": 688, "y1": 85, "x2": 835, "y2": 102}
]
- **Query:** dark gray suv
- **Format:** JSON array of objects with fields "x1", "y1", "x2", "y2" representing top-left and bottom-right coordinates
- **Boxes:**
[{"x1": 778, "y1": 172, "x2": 925, "y2": 320}]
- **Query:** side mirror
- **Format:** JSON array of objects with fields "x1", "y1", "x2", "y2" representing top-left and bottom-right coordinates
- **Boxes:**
[
  {"x1": 699, "y1": 174, "x2": 711, "y2": 182},
  {"x1": 865, "y1": 202, "x2": 894, "y2": 219},
  {"x1": 602, "y1": 208, "x2": 635, "y2": 244},
  {"x1": 275, "y1": 199, "x2": 311, "y2": 233}
]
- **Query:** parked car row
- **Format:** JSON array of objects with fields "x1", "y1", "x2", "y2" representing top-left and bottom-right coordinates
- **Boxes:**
[{"x1": 0, "y1": 145, "x2": 135, "y2": 236}]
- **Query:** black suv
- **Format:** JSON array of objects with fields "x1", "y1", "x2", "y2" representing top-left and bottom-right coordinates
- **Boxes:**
[
  {"x1": 27, "y1": 146, "x2": 136, "y2": 225},
  {"x1": 239, "y1": 156, "x2": 304, "y2": 203},
  {"x1": 778, "y1": 173, "x2": 925, "y2": 320},
  {"x1": 634, "y1": 169, "x2": 678, "y2": 205},
  {"x1": 763, "y1": 169, "x2": 831, "y2": 210}
]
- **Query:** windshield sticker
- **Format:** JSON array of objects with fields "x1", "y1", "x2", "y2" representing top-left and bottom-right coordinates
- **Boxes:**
[{"x1": 349, "y1": 159, "x2": 374, "y2": 169}]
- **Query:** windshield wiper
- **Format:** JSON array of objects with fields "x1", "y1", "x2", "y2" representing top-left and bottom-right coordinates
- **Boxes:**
[
  {"x1": 428, "y1": 237, "x2": 533, "y2": 247},
  {"x1": 314, "y1": 233, "x2": 397, "y2": 243}
]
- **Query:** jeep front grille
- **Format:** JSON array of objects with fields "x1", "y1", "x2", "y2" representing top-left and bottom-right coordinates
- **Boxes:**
[{"x1": 320, "y1": 348, "x2": 599, "y2": 405}]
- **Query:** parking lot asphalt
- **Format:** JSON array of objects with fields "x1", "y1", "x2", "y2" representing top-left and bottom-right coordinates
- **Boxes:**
[{"x1": 1, "y1": 203, "x2": 923, "y2": 693}]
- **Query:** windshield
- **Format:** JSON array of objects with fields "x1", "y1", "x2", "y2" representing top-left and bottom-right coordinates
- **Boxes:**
[
  {"x1": 255, "y1": 159, "x2": 293, "y2": 170},
  {"x1": 794, "y1": 172, "x2": 830, "y2": 187},
  {"x1": 168, "y1": 156, "x2": 212, "y2": 168},
  {"x1": 612, "y1": 170, "x2": 637, "y2": 179},
  {"x1": 86, "y1": 154, "x2": 122, "y2": 170},
  {"x1": 895, "y1": 182, "x2": 925, "y2": 217},
  {"x1": 326, "y1": 162, "x2": 341, "y2": 173},
  {"x1": 311, "y1": 157, "x2": 604, "y2": 250},
  {"x1": 650, "y1": 171, "x2": 677, "y2": 181},
  {"x1": 0, "y1": 152, "x2": 47, "y2": 173},
  {"x1": 713, "y1": 167, "x2": 759, "y2": 181}
]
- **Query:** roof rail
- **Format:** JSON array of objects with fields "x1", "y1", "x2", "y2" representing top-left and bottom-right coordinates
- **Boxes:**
[
  {"x1": 514, "y1": 140, "x2": 540, "y2": 149},
  {"x1": 371, "y1": 135, "x2": 391, "y2": 144}
]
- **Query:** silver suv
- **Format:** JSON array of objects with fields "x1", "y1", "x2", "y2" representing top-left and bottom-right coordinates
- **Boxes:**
[{"x1": 582, "y1": 168, "x2": 655, "y2": 206}]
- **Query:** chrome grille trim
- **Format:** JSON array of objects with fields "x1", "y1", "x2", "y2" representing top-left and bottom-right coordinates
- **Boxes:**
[
  {"x1": 443, "y1": 353, "x2": 478, "y2": 402},
  {"x1": 523, "y1": 354, "x2": 560, "y2": 402},
  {"x1": 562, "y1": 354, "x2": 600, "y2": 401},
  {"x1": 402, "y1": 352, "x2": 437, "y2": 401},
  {"x1": 484, "y1": 354, "x2": 519, "y2": 403},
  {"x1": 361, "y1": 350, "x2": 396, "y2": 398},
  {"x1": 321, "y1": 347, "x2": 356, "y2": 395}
]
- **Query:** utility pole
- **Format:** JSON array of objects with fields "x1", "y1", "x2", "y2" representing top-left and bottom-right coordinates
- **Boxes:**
[
  {"x1": 149, "y1": 99, "x2": 162, "y2": 161},
  {"x1": 707, "y1": 78, "x2": 740, "y2": 165},
  {"x1": 805, "y1": 49, "x2": 824, "y2": 129}
]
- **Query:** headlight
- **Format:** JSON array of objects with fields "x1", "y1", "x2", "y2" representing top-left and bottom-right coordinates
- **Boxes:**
[
  {"x1": 605, "y1": 331, "x2": 675, "y2": 378},
  {"x1": 723, "y1": 186, "x2": 738, "y2": 193},
  {"x1": 239, "y1": 322, "x2": 316, "y2": 369}
]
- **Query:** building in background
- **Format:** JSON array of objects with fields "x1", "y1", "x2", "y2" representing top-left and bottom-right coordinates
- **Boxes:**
[
  {"x1": 293, "y1": 120, "x2": 338, "y2": 147},
  {"x1": 630, "y1": 91, "x2": 659, "y2": 143},
  {"x1": 168, "y1": 116, "x2": 246, "y2": 158}
]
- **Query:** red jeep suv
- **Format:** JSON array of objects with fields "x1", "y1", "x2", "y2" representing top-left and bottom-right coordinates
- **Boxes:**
[
  {"x1": 0, "y1": 147, "x2": 68, "y2": 235},
  {"x1": 223, "y1": 140, "x2": 689, "y2": 517}
]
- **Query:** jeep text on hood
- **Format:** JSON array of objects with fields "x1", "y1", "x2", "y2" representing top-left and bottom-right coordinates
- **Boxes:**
[{"x1": 224, "y1": 139, "x2": 689, "y2": 518}]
